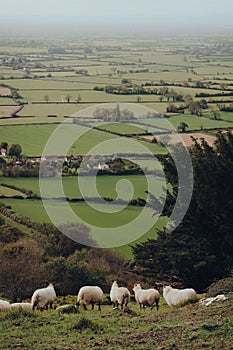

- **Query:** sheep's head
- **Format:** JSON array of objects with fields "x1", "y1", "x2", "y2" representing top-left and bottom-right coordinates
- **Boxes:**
[
  {"x1": 163, "y1": 285, "x2": 172, "y2": 295},
  {"x1": 133, "y1": 283, "x2": 141, "y2": 293},
  {"x1": 112, "y1": 281, "x2": 119, "y2": 287}
]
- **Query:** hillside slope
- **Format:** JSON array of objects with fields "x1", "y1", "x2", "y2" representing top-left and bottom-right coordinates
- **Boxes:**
[{"x1": 0, "y1": 294, "x2": 232, "y2": 349}]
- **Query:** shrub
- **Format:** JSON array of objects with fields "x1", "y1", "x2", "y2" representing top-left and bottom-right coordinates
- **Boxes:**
[
  {"x1": 207, "y1": 277, "x2": 233, "y2": 297},
  {"x1": 73, "y1": 317, "x2": 100, "y2": 332}
]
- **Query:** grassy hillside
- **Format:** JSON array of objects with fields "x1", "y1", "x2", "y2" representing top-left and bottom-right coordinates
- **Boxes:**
[
  {"x1": 0, "y1": 295, "x2": 232, "y2": 349},
  {"x1": 0, "y1": 198, "x2": 167, "y2": 258}
]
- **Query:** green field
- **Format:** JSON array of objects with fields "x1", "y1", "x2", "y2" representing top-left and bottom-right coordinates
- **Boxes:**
[
  {"x1": 0, "y1": 197, "x2": 167, "y2": 258},
  {"x1": 0, "y1": 123, "x2": 167, "y2": 156},
  {"x1": 0, "y1": 295, "x2": 232, "y2": 350},
  {"x1": 1, "y1": 35, "x2": 233, "y2": 263},
  {"x1": 95, "y1": 122, "x2": 147, "y2": 135},
  {"x1": 0, "y1": 174, "x2": 165, "y2": 201},
  {"x1": 134, "y1": 115, "x2": 233, "y2": 131},
  {"x1": 218, "y1": 111, "x2": 233, "y2": 122}
]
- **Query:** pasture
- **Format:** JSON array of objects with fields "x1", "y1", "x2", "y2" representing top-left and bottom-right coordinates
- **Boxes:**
[
  {"x1": 1, "y1": 34, "x2": 233, "y2": 262},
  {"x1": 0, "y1": 295, "x2": 232, "y2": 350},
  {"x1": 0, "y1": 174, "x2": 165, "y2": 201},
  {"x1": 0, "y1": 197, "x2": 168, "y2": 258},
  {"x1": 0, "y1": 123, "x2": 167, "y2": 156},
  {"x1": 94, "y1": 122, "x2": 148, "y2": 135},
  {"x1": 134, "y1": 115, "x2": 233, "y2": 132}
]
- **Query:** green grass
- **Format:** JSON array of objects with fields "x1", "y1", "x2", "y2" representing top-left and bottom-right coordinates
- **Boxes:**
[
  {"x1": 95, "y1": 122, "x2": 147, "y2": 135},
  {"x1": 0, "y1": 296, "x2": 232, "y2": 350},
  {"x1": 0, "y1": 185, "x2": 27, "y2": 198},
  {"x1": 135, "y1": 115, "x2": 233, "y2": 131},
  {"x1": 0, "y1": 124, "x2": 117, "y2": 156},
  {"x1": 0, "y1": 175, "x2": 165, "y2": 201},
  {"x1": 0, "y1": 213, "x2": 32, "y2": 235},
  {"x1": 17, "y1": 103, "x2": 82, "y2": 117},
  {"x1": 168, "y1": 115, "x2": 233, "y2": 131},
  {"x1": 0, "y1": 172, "x2": 167, "y2": 258},
  {"x1": 0, "y1": 197, "x2": 167, "y2": 258},
  {"x1": 0, "y1": 124, "x2": 58, "y2": 156},
  {"x1": 0, "y1": 123, "x2": 167, "y2": 156},
  {"x1": 218, "y1": 111, "x2": 233, "y2": 122}
]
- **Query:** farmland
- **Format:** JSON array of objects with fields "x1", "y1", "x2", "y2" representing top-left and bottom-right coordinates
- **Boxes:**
[
  {"x1": 0, "y1": 197, "x2": 168, "y2": 258},
  {"x1": 1, "y1": 34, "x2": 233, "y2": 260},
  {"x1": 0, "y1": 175, "x2": 165, "y2": 200}
]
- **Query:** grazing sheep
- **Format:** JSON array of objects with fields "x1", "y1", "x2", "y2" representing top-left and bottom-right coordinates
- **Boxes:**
[
  {"x1": 163, "y1": 285, "x2": 197, "y2": 307},
  {"x1": 31, "y1": 283, "x2": 56, "y2": 311},
  {"x1": 77, "y1": 286, "x2": 103, "y2": 311},
  {"x1": 0, "y1": 299, "x2": 11, "y2": 311},
  {"x1": 133, "y1": 283, "x2": 160, "y2": 311},
  {"x1": 11, "y1": 303, "x2": 32, "y2": 311},
  {"x1": 110, "y1": 281, "x2": 130, "y2": 310},
  {"x1": 56, "y1": 304, "x2": 78, "y2": 314}
]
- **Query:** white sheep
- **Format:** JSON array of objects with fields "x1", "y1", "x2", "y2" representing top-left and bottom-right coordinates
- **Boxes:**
[
  {"x1": 10, "y1": 302, "x2": 32, "y2": 311},
  {"x1": 77, "y1": 286, "x2": 104, "y2": 311},
  {"x1": 56, "y1": 304, "x2": 78, "y2": 314},
  {"x1": 133, "y1": 283, "x2": 160, "y2": 311},
  {"x1": 163, "y1": 285, "x2": 197, "y2": 307},
  {"x1": 0, "y1": 299, "x2": 11, "y2": 311},
  {"x1": 31, "y1": 283, "x2": 56, "y2": 311},
  {"x1": 110, "y1": 281, "x2": 130, "y2": 310}
]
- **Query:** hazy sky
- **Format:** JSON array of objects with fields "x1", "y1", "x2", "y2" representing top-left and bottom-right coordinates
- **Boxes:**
[{"x1": 0, "y1": 0, "x2": 232, "y2": 35}]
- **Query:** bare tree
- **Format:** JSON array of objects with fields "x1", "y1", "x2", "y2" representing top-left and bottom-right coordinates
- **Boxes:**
[
  {"x1": 44, "y1": 95, "x2": 49, "y2": 103},
  {"x1": 76, "y1": 95, "x2": 82, "y2": 103},
  {"x1": 66, "y1": 94, "x2": 72, "y2": 103}
]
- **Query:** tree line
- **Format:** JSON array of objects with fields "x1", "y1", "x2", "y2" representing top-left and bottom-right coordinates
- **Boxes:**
[{"x1": 133, "y1": 132, "x2": 233, "y2": 291}]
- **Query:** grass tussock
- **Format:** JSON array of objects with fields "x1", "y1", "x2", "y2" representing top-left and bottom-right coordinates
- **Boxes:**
[{"x1": 73, "y1": 317, "x2": 101, "y2": 332}]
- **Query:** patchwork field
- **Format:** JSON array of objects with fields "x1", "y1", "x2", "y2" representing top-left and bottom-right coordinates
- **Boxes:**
[{"x1": 1, "y1": 34, "x2": 233, "y2": 261}]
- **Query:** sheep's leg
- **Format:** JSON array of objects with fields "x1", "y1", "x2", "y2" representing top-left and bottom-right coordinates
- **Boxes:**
[
  {"x1": 91, "y1": 303, "x2": 94, "y2": 311},
  {"x1": 113, "y1": 301, "x2": 119, "y2": 309},
  {"x1": 98, "y1": 301, "x2": 101, "y2": 311},
  {"x1": 83, "y1": 304, "x2": 87, "y2": 311},
  {"x1": 156, "y1": 300, "x2": 159, "y2": 311}
]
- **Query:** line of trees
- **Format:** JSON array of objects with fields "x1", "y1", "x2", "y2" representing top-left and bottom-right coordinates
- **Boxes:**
[{"x1": 133, "y1": 132, "x2": 233, "y2": 291}]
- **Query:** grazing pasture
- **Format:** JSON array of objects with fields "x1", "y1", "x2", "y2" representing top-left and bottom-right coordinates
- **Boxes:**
[
  {"x1": 0, "y1": 123, "x2": 167, "y2": 156},
  {"x1": 134, "y1": 115, "x2": 233, "y2": 131},
  {"x1": 1, "y1": 34, "x2": 233, "y2": 263},
  {"x1": 0, "y1": 294, "x2": 232, "y2": 350},
  {"x1": 0, "y1": 174, "x2": 165, "y2": 201},
  {"x1": 0, "y1": 197, "x2": 167, "y2": 257},
  {"x1": 94, "y1": 122, "x2": 147, "y2": 135}
]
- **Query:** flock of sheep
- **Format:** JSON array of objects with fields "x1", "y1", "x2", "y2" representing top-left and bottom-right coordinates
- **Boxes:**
[{"x1": 0, "y1": 281, "x2": 198, "y2": 312}]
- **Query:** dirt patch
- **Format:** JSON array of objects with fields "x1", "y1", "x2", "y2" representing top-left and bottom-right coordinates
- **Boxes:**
[
  {"x1": 141, "y1": 132, "x2": 216, "y2": 148},
  {"x1": 0, "y1": 87, "x2": 11, "y2": 96},
  {"x1": 0, "y1": 105, "x2": 24, "y2": 118}
]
